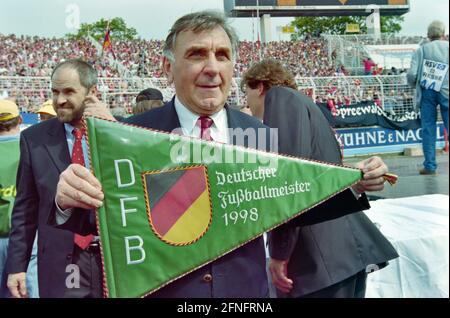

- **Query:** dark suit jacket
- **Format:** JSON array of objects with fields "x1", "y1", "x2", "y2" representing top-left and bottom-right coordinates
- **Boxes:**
[
  {"x1": 266, "y1": 87, "x2": 399, "y2": 297},
  {"x1": 6, "y1": 118, "x2": 75, "y2": 298}
]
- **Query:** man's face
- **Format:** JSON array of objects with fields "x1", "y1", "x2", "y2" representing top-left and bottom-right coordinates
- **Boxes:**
[
  {"x1": 51, "y1": 67, "x2": 90, "y2": 125},
  {"x1": 163, "y1": 26, "x2": 234, "y2": 116},
  {"x1": 245, "y1": 84, "x2": 265, "y2": 120}
]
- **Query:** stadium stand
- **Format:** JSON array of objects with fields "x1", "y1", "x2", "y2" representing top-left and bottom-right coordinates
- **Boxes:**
[{"x1": 0, "y1": 33, "x2": 438, "y2": 116}]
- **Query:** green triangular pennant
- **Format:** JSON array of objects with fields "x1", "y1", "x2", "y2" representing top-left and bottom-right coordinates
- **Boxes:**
[{"x1": 86, "y1": 117, "x2": 362, "y2": 298}]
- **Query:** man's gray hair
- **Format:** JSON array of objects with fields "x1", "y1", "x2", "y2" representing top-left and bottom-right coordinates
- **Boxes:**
[
  {"x1": 427, "y1": 20, "x2": 446, "y2": 40},
  {"x1": 163, "y1": 10, "x2": 239, "y2": 62},
  {"x1": 51, "y1": 59, "x2": 98, "y2": 90}
]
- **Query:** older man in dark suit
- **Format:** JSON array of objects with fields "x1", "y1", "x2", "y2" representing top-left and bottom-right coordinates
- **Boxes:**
[
  {"x1": 53, "y1": 11, "x2": 273, "y2": 298},
  {"x1": 53, "y1": 11, "x2": 393, "y2": 298}
]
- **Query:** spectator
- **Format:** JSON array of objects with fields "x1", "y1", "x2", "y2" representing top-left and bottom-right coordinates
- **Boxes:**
[
  {"x1": 0, "y1": 100, "x2": 39, "y2": 298},
  {"x1": 388, "y1": 67, "x2": 399, "y2": 75},
  {"x1": 36, "y1": 100, "x2": 56, "y2": 121},
  {"x1": 407, "y1": 20, "x2": 449, "y2": 175},
  {"x1": 363, "y1": 57, "x2": 376, "y2": 75},
  {"x1": 133, "y1": 88, "x2": 164, "y2": 115}
]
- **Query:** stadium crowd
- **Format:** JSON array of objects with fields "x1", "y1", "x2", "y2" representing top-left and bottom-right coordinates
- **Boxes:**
[
  {"x1": 0, "y1": 33, "x2": 420, "y2": 114},
  {"x1": 0, "y1": 34, "x2": 337, "y2": 78}
]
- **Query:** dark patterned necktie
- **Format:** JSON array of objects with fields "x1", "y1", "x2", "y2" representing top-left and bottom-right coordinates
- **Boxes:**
[
  {"x1": 72, "y1": 128, "x2": 94, "y2": 250},
  {"x1": 197, "y1": 116, "x2": 214, "y2": 141}
]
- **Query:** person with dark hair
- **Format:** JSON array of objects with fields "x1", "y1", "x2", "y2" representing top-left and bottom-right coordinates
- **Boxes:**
[
  {"x1": 242, "y1": 59, "x2": 398, "y2": 298},
  {"x1": 6, "y1": 59, "x2": 107, "y2": 298},
  {"x1": 133, "y1": 88, "x2": 164, "y2": 114},
  {"x1": 0, "y1": 100, "x2": 38, "y2": 298}
]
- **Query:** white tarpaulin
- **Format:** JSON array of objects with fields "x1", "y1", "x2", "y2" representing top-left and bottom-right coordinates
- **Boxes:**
[
  {"x1": 366, "y1": 44, "x2": 419, "y2": 70},
  {"x1": 365, "y1": 194, "x2": 449, "y2": 298}
]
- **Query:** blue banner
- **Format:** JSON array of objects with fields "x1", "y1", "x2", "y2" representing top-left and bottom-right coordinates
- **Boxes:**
[
  {"x1": 337, "y1": 124, "x2": 446, "y2": 156},
  {"x1": 21, "y1": 112, "x2": 39, "y2": 125}
]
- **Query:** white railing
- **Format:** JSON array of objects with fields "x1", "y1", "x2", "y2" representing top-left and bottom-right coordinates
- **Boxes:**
[
  {"x1": 0, "y1": 75, "x2": 415, "y2": 116},
  {"x1": 323, "y1": 34, "x2": 424, "y2": 75}
]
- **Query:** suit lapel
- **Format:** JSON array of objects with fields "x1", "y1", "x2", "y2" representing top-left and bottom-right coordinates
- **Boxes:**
[
  {"x1": 160, "y1": 99, "x2": 182, "y2": 132},
  {"x1": 44, "y1": 119, "x2": 71, "y2": 174},
  {"x1": 225, "y1": 106, "x2": 249, "y2": 147},
  {"x1": 225, "y1": 105, "x2": 238, "y2": 129}
]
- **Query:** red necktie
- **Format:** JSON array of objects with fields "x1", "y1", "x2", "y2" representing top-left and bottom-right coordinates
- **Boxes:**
[
  {"x1": 72, "y1": 128, "x2": 94, "y2": 250},
  {"x1": 197, "y1": 116, "x2": 214, "y2": 141}
]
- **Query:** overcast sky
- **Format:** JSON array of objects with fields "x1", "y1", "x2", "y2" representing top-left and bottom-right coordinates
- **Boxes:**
[{"x1": 0, "y1": 0, "x2": 448, "y2": 41}]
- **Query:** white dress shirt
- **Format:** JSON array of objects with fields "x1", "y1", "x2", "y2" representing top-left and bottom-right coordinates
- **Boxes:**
[
  {"x1": 174, "y1": 96, "x2": 230, "y2": 144},
  {"x1": 55, "y1": 124, "x2": 92, "y2": 225}
]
